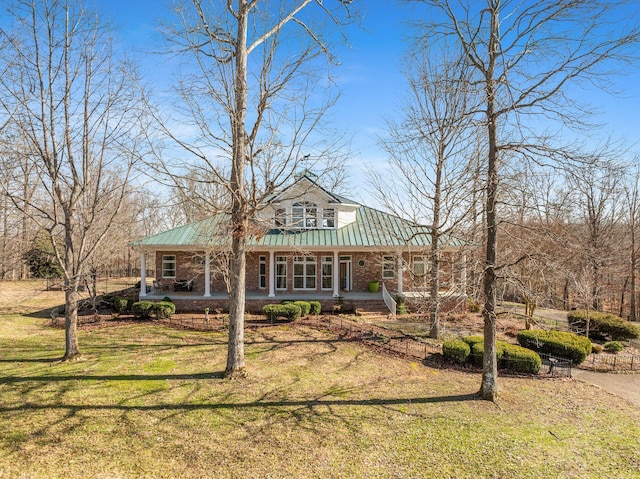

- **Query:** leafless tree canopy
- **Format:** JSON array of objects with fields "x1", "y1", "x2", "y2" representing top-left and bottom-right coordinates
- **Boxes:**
[
  {"x1": 0, "y1": 0, "x2": 149, "y2": 359},
  {"x1": 154, "y1": 0, "x2": 357, "y2": 377},
  {"x1": 412, "y1": 0, "x2": 640, "y2": 400}
]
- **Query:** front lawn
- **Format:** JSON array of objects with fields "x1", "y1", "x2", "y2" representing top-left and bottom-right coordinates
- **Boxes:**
[{"x1": 1, "y1": 304, "x2": 639, "y2": 478}]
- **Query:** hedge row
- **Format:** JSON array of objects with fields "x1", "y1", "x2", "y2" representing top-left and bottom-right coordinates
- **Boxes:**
[
  {"x1": 131, "y1": 300, "x2": 176, "y2": 320},
  {"x1": 567, "y1": 310, "x2": 640, "y2": 341},
  {"x1": 517, "y1": 329, "x2": 591, "y2": 364},
  {"x1": 442, "y1": 340, "x2": 470, "y2": 365},
  {"x1": 281, "y1": 300, "x2": 321, "y2": 315},
  {"x1": 263, "y1": 304, "x2": 302, "y2": 321},
  {"x1": 443, "y1": 336, "x2": 541, "y2": 374}
]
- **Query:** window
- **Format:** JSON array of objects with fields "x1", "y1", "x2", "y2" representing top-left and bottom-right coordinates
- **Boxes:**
[
  {"x1": 258, "y1": 256, "x2": 266, "y2": 289},
  {"x1": 382, "y1": 255, "x2": 395, "y2": 280},
  {"x1": 413, "y1": 255, "x2": 430, "y2": 287},
  {"x1": 275, "y1": 208, "x2": 286, "y2": 227},
  {"x1": 321, "y1": 256, "x2": 333, "y2": 290},
  {"x1": 293, "y1": 256, "x2": 316, "y2": 289},
  {"x1": 413, "y1": 255, "x2": 429, "y2": 277},
  {"x1": 291, "y1": 202, "x2": 318, "y2": 228},
  {"x1": 322, "y1": 208, "x2": 335, "y2": 228},
  {"x1": 276, "y1": 256, "x2": 287, "y2": 290},
  {"x1": 162, "y1": 255, "x2": 176, "y2": 279}
]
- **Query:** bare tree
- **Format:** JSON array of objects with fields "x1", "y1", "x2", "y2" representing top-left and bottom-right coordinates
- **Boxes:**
[
  {"x1": 415, "y1": 0, "x2": 640, "y2": 400},
  {"x1": 565, "y1": 159, "x2": 624, "y2": 311},
  {"x1": 623, "y1": 163, "x2": 640, "y2": 322},
  {"x1": 372, "y1": 47, "x2": 478, "y2": 339},
  {"x1": 157, "y1": 0, "x2": 356, "y2": 377},
  {"x1": 0, "y1": 0, "x2": 147, "y2": 360}
]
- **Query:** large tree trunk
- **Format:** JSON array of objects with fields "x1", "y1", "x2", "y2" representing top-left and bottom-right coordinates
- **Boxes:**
[
  {"x1": 479, "y1": 3, "x2": 499, "y2": 402},
  {"x1": 224, "y1": 1, "x2": 249, "y2": 379},
  {"x1": 226, "y1": 226, "x2": 247, "y2": 377},
  {"x1": 429, "y1": 237, "x2": 440, "y2": 339},
  {"x1": 63, "y1": 286, "x2": 81, "y2": 360}
]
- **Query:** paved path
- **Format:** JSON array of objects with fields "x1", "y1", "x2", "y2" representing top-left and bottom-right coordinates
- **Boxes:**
[{"x1": 572, "y1": 369, "x2": 640, "y2": 407}]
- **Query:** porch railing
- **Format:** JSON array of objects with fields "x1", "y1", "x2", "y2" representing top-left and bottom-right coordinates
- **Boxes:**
[{"x1": 381, "y1": 282, "x2": 396, "y2": 317}]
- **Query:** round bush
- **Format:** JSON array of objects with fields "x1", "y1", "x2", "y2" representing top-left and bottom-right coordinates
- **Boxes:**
[
  {"x1": 263, "y1": 303, "x2": 302, "y2": 321},
  {"x1": 293, "y1": 301, "x2": 311, "y2": 317},
  {"x1": 462, "y1": 335, "x2": 484, "y2": 347},
  {"x1": 567, "y1": 310, "x2": 640, "y2": 341},
  {"x1": 603, "y1": 341, "x2": 624, "y2": 353},
  {"x1": 308, "y1": 301, "x2": 321, "y2": 315},
  {"x1": 469, "y1": 341, "x2": 505, "y2": 367},
  {"x1": 154, "y1": 301, "x2": 176, "y2": 319},
  {"x1": 111, "y1": 297, "x2": 129, "y2": 314},
  {"x1": 517, "y1": 329, "x2": 591, "y2": 364},
  {"x1": 131, "y1": 301, "x2": 154, "y2": 319},
  {"x1": 501, "y1": 343, "x2": 541, "y2": 374},
  {"x1": 442, "y1": 339, "x2": 470, "y2": 365},
  {"x1": 591, "y1": 344, "x2": 603, "y2": 354}
]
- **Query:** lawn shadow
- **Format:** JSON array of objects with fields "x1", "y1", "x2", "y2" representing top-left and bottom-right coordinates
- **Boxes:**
[{"x1": 0, "y1": 392, "x2": 478, "y2": 413}]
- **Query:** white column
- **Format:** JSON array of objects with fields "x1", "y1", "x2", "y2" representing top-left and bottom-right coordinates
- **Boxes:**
[
  {"x1": 204, "y1": 252, "x2": 211, "y2": 297},
  {"x1": 268, "y1": 250, "x2": 275, "y2": 298},
  {"x1": 140, "y1": 251, "x2": 147, "y2": 297},
  {"x1": 333, "y1": 250, "x2": 340, "y2": 297},
  {"x1": 397, "y1": 253, "x2": 403, "y2": 294}
]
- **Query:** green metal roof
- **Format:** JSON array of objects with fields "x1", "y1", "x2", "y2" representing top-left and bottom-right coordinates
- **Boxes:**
[{"x1": 130, "y1": 204, "x2": 464, "y2": 249}]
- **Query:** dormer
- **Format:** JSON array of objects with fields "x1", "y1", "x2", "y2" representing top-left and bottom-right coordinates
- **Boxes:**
[{"x1": 259, "y1": 172, "x2": 360, "y2": 229}]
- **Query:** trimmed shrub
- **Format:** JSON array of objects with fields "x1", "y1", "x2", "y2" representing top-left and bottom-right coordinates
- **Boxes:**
[
  {"x1": 111, "y1": 297, "x2": 129, "y2": 314},
  {"x1": 469, "y1": 341, "x2": 505, "y2": 367},
  {"x1": 293, "y1": 301, "x2": 311, "y2": 317},
  {"x1": 603, "y1": 341, "x2": 624, "y2": 353},
  {"x1": 501, "y1": 343, "x2": 542, "y2": 374},
  {"x1": 567, "y1": 310, "x2": 640, "y2": 341},
  {"x1": 442, "y1": 339, "x2": 470, "y2": 365},
  {"x1": 131, "y1": 301, "x2": 154, "y2": 320},
  {"x1": 517, "y1": 329, "x2": 591, "y2": 364},
  {"x1": 154, "y1": 301, "x2": 176, "y2": 319},
  {"x1": 462, "y1": 335, "x2": 484, "y2": 347},
  {"x1": 263, "y1": 303, "x2": 302, "y2": 322},
  {"x1": 308, "y1": 301, "x2": 321, "y2": 315},
  {"x1": 591, "y1": 343, "x2": 603, "y2": 354},
  {"x1": 162, "y1": 296, "x2": 173, "y2": 303}
]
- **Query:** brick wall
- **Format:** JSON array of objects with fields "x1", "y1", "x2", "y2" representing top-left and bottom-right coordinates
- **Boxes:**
[{"x1": 153, "y1": 249, "x2": 463, "y2": 297}]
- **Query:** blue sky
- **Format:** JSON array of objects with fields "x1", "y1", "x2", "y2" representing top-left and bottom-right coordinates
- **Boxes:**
[{"x1": 4, "y1": 1, "x2": 640, "y2": 203}]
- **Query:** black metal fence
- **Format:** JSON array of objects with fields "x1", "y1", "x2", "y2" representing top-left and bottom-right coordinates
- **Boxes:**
[
  {"x1": 303, "y1": 315, "x2": 572, "y2": 377},
  {"x1": 582, "y1": 351, "x2": 639, "y2": 372},
  {"x1": 539, "y1": 353, "x2": 572, "y2": 377}
]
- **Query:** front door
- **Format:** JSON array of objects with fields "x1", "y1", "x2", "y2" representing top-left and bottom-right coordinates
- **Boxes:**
[{"x1": 339, "y1": 256, "x2": 352, "y2": 291}]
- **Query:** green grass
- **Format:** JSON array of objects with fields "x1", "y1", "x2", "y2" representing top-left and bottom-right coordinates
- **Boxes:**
[{"x1": 1, "y1": 311, "x2": 640, "y2": 478}]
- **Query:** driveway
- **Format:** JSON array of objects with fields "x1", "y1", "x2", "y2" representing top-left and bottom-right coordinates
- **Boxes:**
[{"x1": 572, "y1": 369, "x2": 640, "y2": 407}]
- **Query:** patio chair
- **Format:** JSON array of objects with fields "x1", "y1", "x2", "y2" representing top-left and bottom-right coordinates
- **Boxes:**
[{"x1": 153, "y1": 280, "x2": 168, "y2": 294}]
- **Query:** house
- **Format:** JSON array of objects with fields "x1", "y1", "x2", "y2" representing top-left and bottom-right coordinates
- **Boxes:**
[{"x1": 130, "y1": 172, "x2": 467, "y2": 315}]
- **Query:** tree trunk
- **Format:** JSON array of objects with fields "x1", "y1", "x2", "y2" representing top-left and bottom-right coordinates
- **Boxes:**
[
  {"x1": 429, "y1": 235, "x2": 440, "y2": 338},
  {"x1": 224, "y1": 1, "x2": 249, "y2": 379},
  {"x1": 479, "y1": 3, "x2": 499, "y2": 402},
  {"x1": 63, "y1": 286, "x2": 81, "y2": 360},
  {"x1": 631, "y1": 222, "x2": 637, "y2": 322},
  {"x1": 429, "y1": 149, "x2": 443, "y2": 339},
  {"x1": 226, "y1": 225, "x2": 247, "y2": 378}
]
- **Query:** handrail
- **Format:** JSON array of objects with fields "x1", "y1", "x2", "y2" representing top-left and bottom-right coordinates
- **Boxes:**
[{"x1": 381, "y1": 282, "x2": 396, "y2": 317}]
